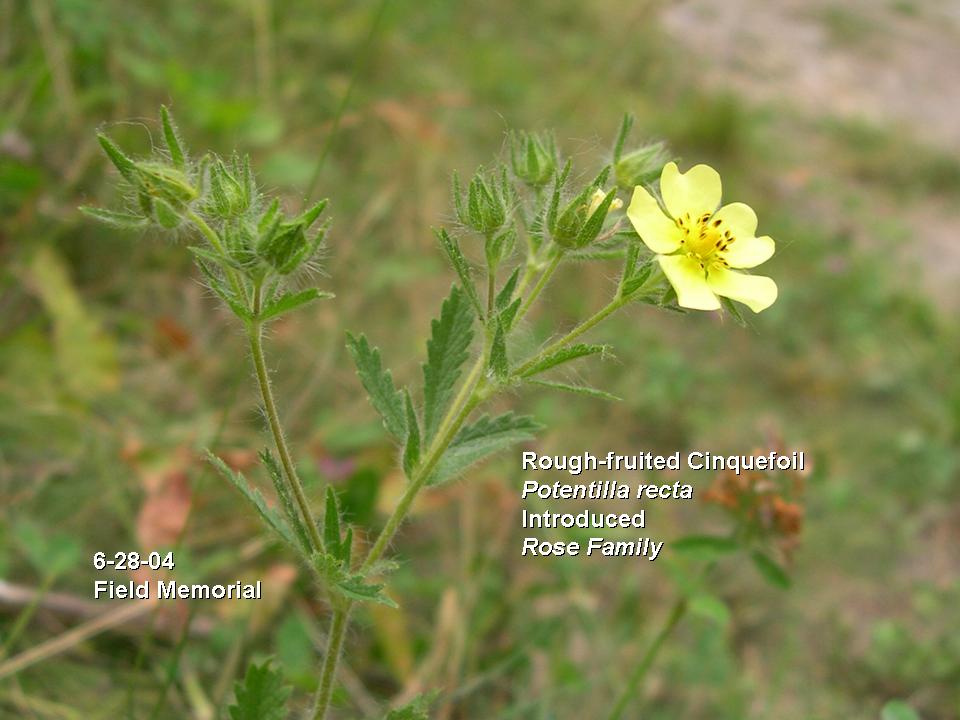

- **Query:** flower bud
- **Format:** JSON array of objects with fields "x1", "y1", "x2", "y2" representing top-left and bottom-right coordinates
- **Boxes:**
[
  {"x1": 614, "y1": 141, "x2": 668, "y2": 191},
  {"x1": 509, "y1": 131, "x2": 557, "y2": 188},
  {"x1": 453, "y1": 167, "x2": 510, "y2": 237}
]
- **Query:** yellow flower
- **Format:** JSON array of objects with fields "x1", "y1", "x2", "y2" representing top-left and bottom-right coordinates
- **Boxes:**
[{"x1": 627, "y1": 162, "x2": 777, "y2": 313}]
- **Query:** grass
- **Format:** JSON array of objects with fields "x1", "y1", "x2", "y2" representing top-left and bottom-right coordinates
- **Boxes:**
[{"x1": 1, "y1": 0, "x2": 959, "y2": 718}]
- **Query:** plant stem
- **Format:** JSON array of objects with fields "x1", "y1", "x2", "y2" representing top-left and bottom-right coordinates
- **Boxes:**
[
  {"x1": 310, "y1": 605, "x2": 349, "y2": 720},
  {"x1": 605, "y1": 598, "x2": 688, "y2": 720},
  {"x1": 247, "y1": 287, "x2": 323, "y2": 553},
  {"x1": 514, "y1": 295, "x2": 626, "y2": 377},
  {"x1": 310, "y1": 388, "x2": 484, "y2": 720},
  {"x1": 514, "y1": 250, "x2": 562, "y2": 326}
]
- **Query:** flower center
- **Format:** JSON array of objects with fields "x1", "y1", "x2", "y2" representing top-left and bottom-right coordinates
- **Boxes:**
[{"x1": 675, "y1": 212, "x2": 735, "y2": 267}]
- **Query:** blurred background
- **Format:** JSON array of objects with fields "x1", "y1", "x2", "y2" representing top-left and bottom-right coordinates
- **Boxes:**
[{"x1": 1, "y1": 0, "x2": 959, "y2": 717}]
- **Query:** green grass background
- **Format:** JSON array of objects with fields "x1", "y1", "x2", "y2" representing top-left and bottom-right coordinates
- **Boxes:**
[{"x1": 1, "y1": 0, "x2": 958, "y2": 718}]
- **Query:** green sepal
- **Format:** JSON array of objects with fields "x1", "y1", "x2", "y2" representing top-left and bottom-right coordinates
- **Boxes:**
[
  {"x1": 160, "y1": 106, "x2": 187, "y2": 170},
  {"x1": 79, "y1": 206, "x2": 148, "y2": 229},
  {"x1": 97, "y1": 133, "x2": 137, "y2": 183}
]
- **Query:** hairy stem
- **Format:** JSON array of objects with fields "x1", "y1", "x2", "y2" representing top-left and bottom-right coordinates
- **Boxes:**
[
  {"x1": 515, "y1": 295, "x2": 626, "y2": 377},
  {"x1": 310, "y1": 387, "x2": 484, "y2": 720},
  {"x1": 310, "y1": 605, "x2": 350, "y2": 720},
  {"x1": 514, "y1": 250, "x2": 562, "y2": 326},
  {"x1": 247, "y1": 287, "x2": 323, "y2": 553},
  {"x1": 606, "y1": 598, "x2": 688, "y2": 720}
]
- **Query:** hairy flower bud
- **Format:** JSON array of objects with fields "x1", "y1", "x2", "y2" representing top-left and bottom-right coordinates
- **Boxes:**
[
  {"x1": 453, "y1": 167, "x2": 512, "y2": 237},
  {"x1": 509, "y1": 131, "x2": 557, "y2": 188},
  {"x1": 614, "y1": 141, "x2": 669, "y2": 191}
]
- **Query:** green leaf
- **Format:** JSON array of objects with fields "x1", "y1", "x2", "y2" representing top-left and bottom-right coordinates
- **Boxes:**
[
  {"x1": 518, "y1": 343, "x2": 610, "y2": 379},
  {"x1": 689, "y1": 593, "x2": 731, "y2": 627},
  {"x1": 207, "y1": 451, "x2": 298, "y2": 552},
  {"x1": 228, "y1": 659, "x2": 291, "y2": 720},
  {"x1": 499, "y1": 297, "x2": 522, "y2": 332},
  {"x1": 430, "y1": 413, "x2": 542, "y2": 485},
  {"x1": 402, "y1": 390, "x2": 421, "y2": 478},
  {"x1": 259, "y1": 288, "x2": 334, "y2": 322},
  {"x1": 751, "y1": 551, "x2": 791, "y2": 589},
  {"x1": 436, "y1": 229, "x2": 483, "y2": 318},
  {"x1": 488, "y1": 320, "x2": 508, "y2": 381},
  {"x1": 79, "y1": 206, "x2": 148, "y2": 229},
  {"x1": 345, "y1": 332, "x2": 407, "y2": 441},
  {"x1": 160, "y1": 106, "x2": 186, "y2": 170},
  {"x1": 323, "y1": 486, "x2": 342, "y2": 558},
  {"x1": 612, "y1": 113, "x2": 634, "y2": 163},
  {"x1": 422, "y1": 285, "x2": 475, "y2": 442},
  {"x1": 672, "y1": 535, "x2": 739, "y2": 560},
  {"x1": 259, "y1": 449, "x2": 312, "y2": 555},
  {"x1": 880, "y1": 700, "x2": 921, "y2": 720},
  {"x1": 13, "y1": 519, "x2": 82, "y2": 577},
  {"x1": 336, "y1": 575, "x2": 397, "y2": 608},
  {"x1": 495, "y1": 266, "x2": 521, "y2": 310},
  {"x1": 527, "y1": 379, "x2": 621, "y2": 402},
  {"x1": 384, "y1": 692, "x2": 439, "y2": 720}
]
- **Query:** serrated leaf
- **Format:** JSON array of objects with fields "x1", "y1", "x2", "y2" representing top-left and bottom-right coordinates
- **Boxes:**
[
  {"x1": 672, "y1": 535, "x2": 739, "y2": 559},
  {"x1": 323, "y1": 486, "x2": 342, "y2": 558},
  {"x1": 259, "y1": 288, "x2": 334, "y2": 322},
  {"x1": 422, "y1": 285, "x2": 474, "y2": 442},
  {"x1": 79, "y1": 206, "x2": 148, "y2": 229},
  {"x1": 160, "y1": 106, "x2": 186, "y2": 170},
  {"x1": 384, "y1": 692, "x2": 439, "y2": 720},
  {"x1": 881, "y1": 701, "x2": 921, "y2": 720},
  {"x1": 402, "y1": 391, "x2": 421, "y2": 478},
  {"x1": 495, "y1": 266, "x2": 521, "y2": 310},
  {"x1": 518, "y1": 343, "x2": 610, "y2": 379},
  {"x1": 207, "y1": 451, "x2": 297, "y2": 551},
  {"x1": 336, "y1": 575, "x2": 397, "y2": 608},
  {"x1": 260, "y1": 449, "x2": 312, "y2": 555},
  {"x1": 751, "y1": 551, "x2": 791, "y2": 589},
  {"x1": 228, "y1": 659, "x2": 291, "y2": 720},
  {"x1": 488, "y1": 320, "x2": 508, "y2": 381},
  {"x1": 345, "y1": 332, "x2": 406, "y2": 441},
  {"x1": 436, "y1": 229, "x2": 483, "y2": 318},
  {"x1": 527, "y1": 379, "x2": 621, "y2": 402},
  {"x1": 429, "y1": 413, "x2": 542, "y2": 485}
]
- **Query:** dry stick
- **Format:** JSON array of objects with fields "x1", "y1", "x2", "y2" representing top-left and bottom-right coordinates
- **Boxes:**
[{"x1": 0, "y1": 600, "x2": 158, "y2": 680}]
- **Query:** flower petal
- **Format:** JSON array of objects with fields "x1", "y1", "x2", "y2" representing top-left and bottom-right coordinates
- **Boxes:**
[
  {"x1": 627, "y1": 185, "x2": 682, "y2": 253},
  {"x1": 659, "y1": 254, "x2": 720, "y2": 311},
  {"x1": 713, "y1": 202, "x2": 757, "y2": 237},
  {"x1": 722, "y1": 235, "x2": 775, "y2": 268},
  {"x1": 707, "y1": 266, "x2": 778, "y2": 313},
  {"x1": 660, "y1": 161, "x2": 721, "y2": 220}
]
